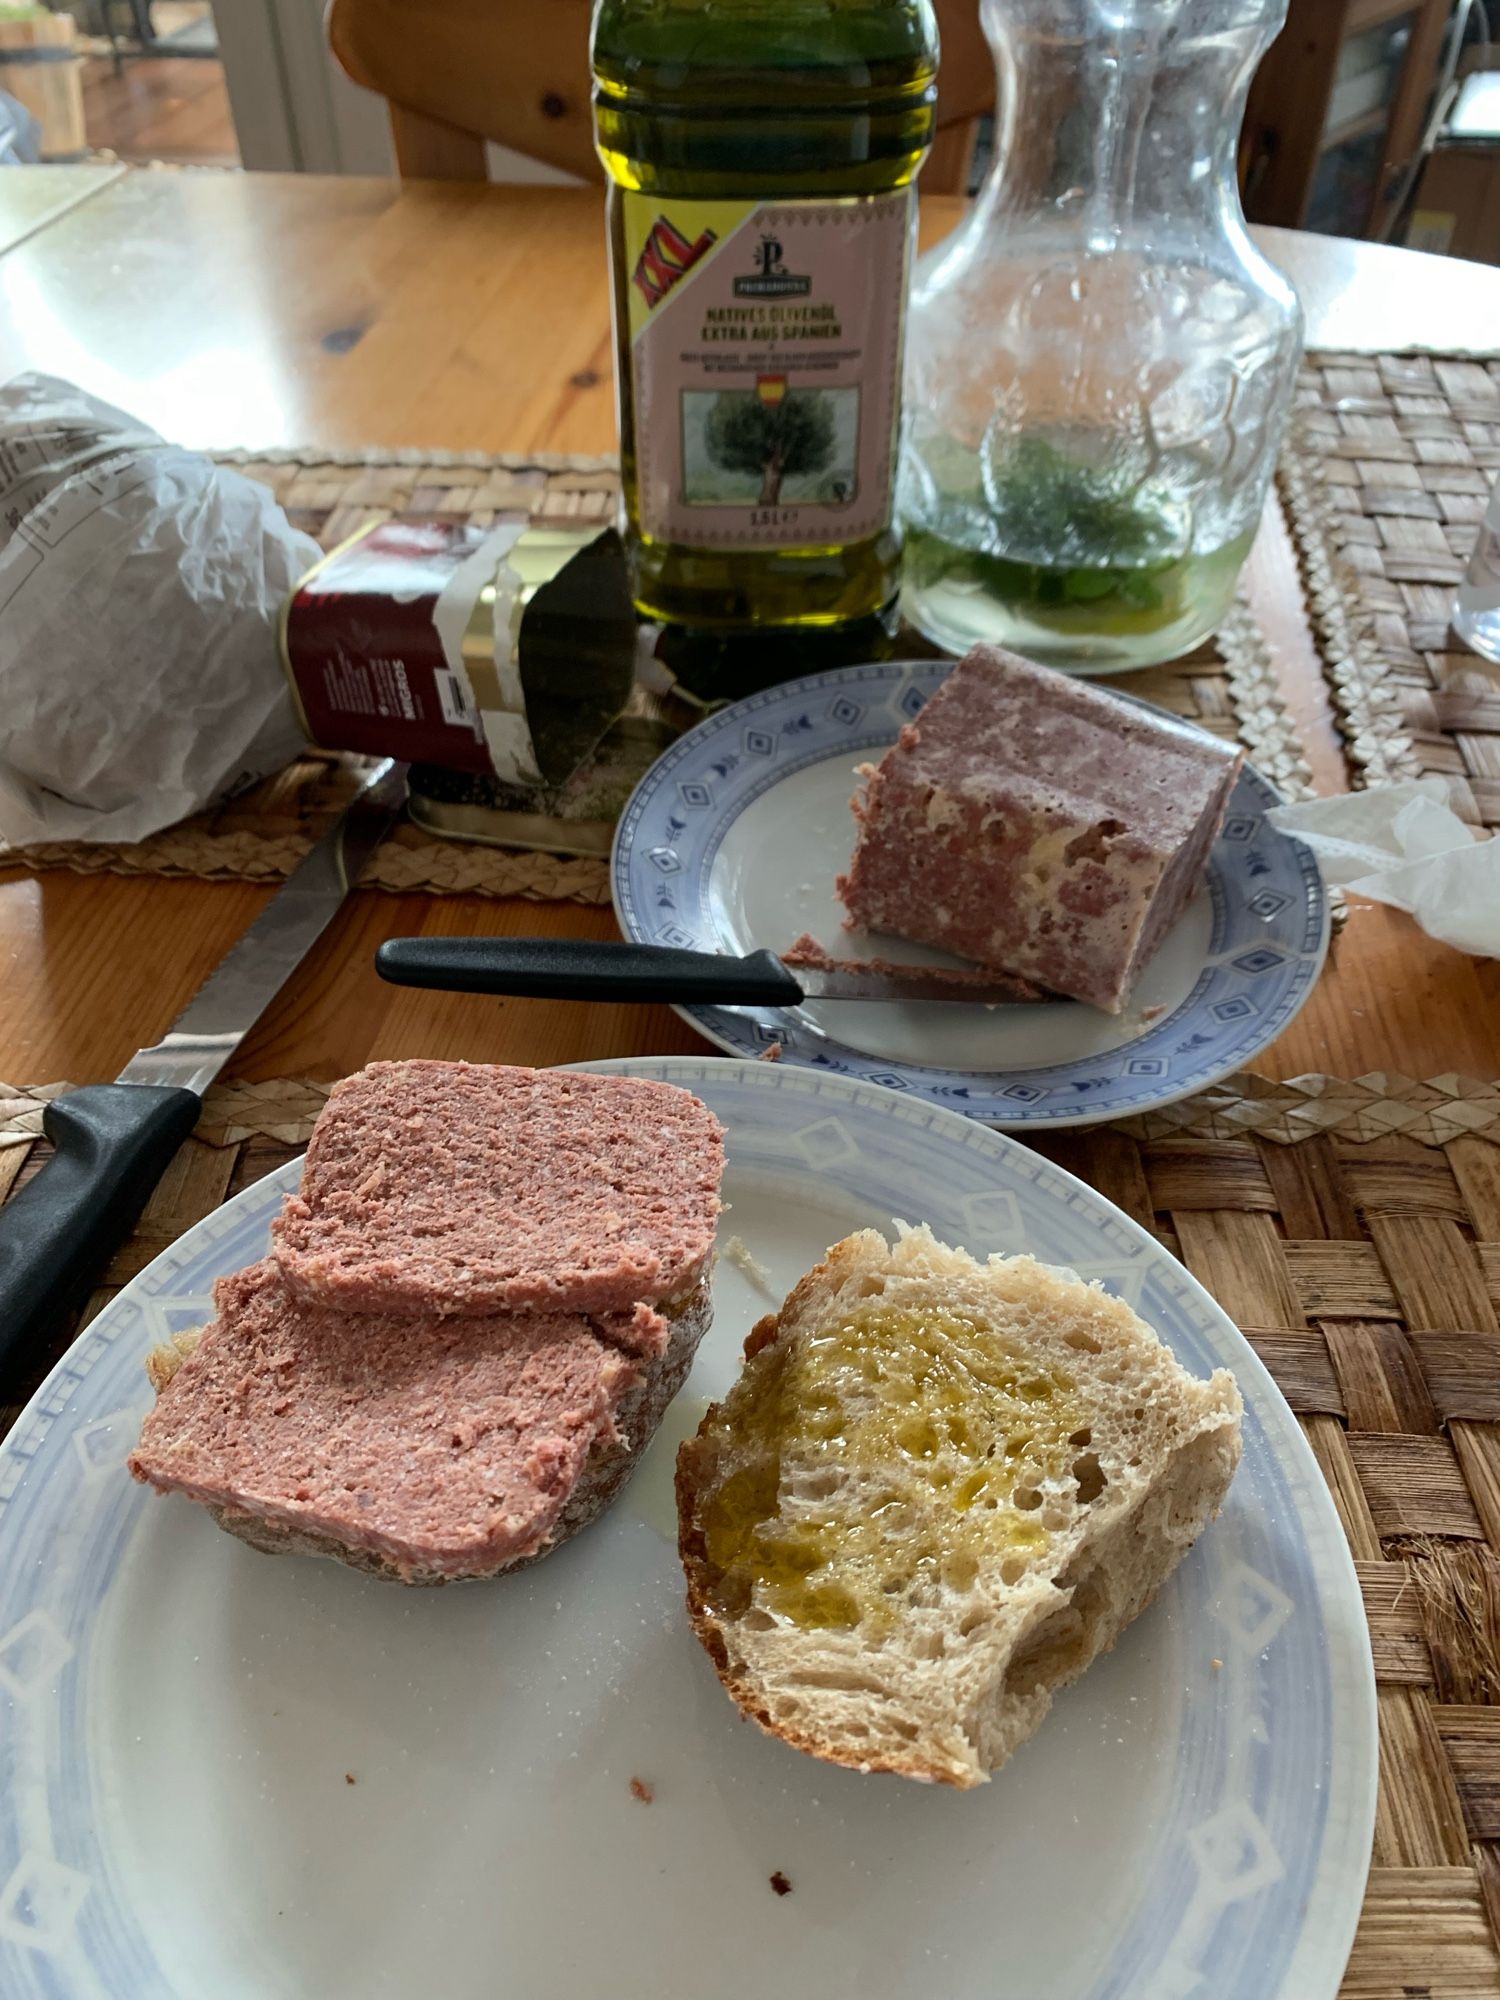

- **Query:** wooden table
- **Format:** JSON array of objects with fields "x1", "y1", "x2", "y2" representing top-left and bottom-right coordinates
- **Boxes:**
[
  {"x1": 1, "y1": 167, "x2": 1497, "y2": 1091},
  {"x1": 0, "y1": 161, "x2": 125, "y2": 255}
]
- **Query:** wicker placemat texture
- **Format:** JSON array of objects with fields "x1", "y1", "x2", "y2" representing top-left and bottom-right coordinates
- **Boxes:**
[
  {"x1": 1028, "y1": 1110, "x2": 1500, "y2": 1998},
  {"x1": 0, "y1": 448, "x2": 1317, "y2": 900},
  {"x1": 3, "y1": 1069, "x2": 1500, "y2": 1991},
  {"x1": 4, "y1": 1068, "x2": 1496, "y2": 1156},
  {"x1": 3, "y1": 755, "x2": 614, "y2": 904},
  {"x1": 1281, "y1": 350, "x2": 1500, "y2": 831}
]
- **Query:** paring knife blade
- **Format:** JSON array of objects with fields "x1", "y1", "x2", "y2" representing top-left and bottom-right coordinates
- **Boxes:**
[
  {"x1": 0, "y1": 758, "x2": 408, "y2": 1373},
  {"x1": 119, "y1": 758, "x2": 409, "y2": 1095},
  {"x1": 780, "y1": 965, "x2": 1055, "y2": 1004},
  {"x1": 373, "y1": 935, "x2": 1059, "y2": 1008}
]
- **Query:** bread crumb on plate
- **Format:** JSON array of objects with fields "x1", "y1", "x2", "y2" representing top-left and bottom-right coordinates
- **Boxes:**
[
  {"x1": 770, "y1": 1871, "x2": 793, "y2": 1897},
  {"x1": 722, "y1": 1235, "x2": 777, "y2": 1299}
]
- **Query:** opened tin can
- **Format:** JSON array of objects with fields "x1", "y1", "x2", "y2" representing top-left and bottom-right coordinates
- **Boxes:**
[{"x1": 281, "y1": 515, "x2": 674, "y2": 856}]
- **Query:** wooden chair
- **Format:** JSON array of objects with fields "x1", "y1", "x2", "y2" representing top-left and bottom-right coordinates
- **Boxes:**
[{"x1": 328, "y1": 0, "x2": 994, "y2": 194}]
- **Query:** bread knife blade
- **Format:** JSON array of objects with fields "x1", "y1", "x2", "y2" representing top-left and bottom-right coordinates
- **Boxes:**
[
  {"x1": 374, "y1": 935, "x2": 1058, "y2": 1007},
  {"x1": 0, "y1": 758, "x2": 408, "y2": 1374}
]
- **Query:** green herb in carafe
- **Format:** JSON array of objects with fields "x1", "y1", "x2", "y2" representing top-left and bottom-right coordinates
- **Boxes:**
[
  {"x1": 898, "y1": 0, "x2": 1302, "y2": 675},
  {"x1": 591, "y1": 0, "x2": 939, "y2": 701},
  {"x1": 903, "y1": 435, "x2": 1258, "y2": 669}
]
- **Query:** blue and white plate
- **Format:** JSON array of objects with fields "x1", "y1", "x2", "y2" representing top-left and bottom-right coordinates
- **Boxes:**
[
  {"x1": 614, "y1": 661, "x2": 1329, "y2": 1127},
  {"x1": 0, "y1": 1060, "x2": 1372, "y2": 2000}
]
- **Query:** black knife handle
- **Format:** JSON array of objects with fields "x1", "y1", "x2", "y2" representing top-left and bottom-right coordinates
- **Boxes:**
[
  {"x1": 0, "y1": 1084, "x2": 203, "y2": 1377},
  {"x1": 375, "y1": 935, "x2": 806, "y2": 1007}
]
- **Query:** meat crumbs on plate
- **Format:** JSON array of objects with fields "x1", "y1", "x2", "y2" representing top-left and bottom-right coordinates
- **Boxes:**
[
  {"x1": 629, "y1": 1776, "x2": 654, "y2": 1803},
  {"x1": 770, "y1": 1871, "x2": 793, "y2": 1897}
]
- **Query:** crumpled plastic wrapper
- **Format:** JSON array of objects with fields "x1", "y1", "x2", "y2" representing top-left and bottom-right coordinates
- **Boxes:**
[
  {"x1": 0, "y1": 373, "x2": 316, "y2": 846},
  {"x1": 1267, "y1": 779, "x2": 1500, "y2": 959},
  {"x1": 0, "y1": 89, "x2": 42, "y2": 166}
]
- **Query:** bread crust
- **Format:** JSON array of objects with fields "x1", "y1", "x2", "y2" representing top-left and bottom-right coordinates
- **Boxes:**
[
  {"x1": 679, "y1": 1238, "x2": 967, "y2": 1781},
  {"x1": 677, "y1": 1228, "x2": 1242, "y2": 1787}
]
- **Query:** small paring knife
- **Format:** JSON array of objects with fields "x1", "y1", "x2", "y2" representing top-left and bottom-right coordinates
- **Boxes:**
[
  {"x1": 374, "y1": 936, "x2": 1057, "y2": 1007},
  {"x1": 0, "y1": 759, "x2": 409, "y2": 1375}
]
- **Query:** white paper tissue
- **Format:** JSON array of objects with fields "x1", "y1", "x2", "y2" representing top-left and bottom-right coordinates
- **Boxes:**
[
  {"x1": 1267, "y1": 779, "x2": 1500, "y2": 959},
  {"x1": 0, "y1": 374, "x2": 316, "y2": 846}
]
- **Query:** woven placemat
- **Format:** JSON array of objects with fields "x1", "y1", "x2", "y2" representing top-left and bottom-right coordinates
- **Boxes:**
[
  {"x1": 1281, "y1": 350, "x2": 1500, "y2": 831},
  {"x1": 3, "y1": 1068, "x2": 1495, "y2": 1156},
  {"x1": 2, "y1": 1064, "x2": 1499, "y2": 1994},
  {"x1": 2, "y1": 751, "x2": 615, "y2": 904},
  {"x1": 0, "y1": 449, "x2": 1318, "y2": 902}
]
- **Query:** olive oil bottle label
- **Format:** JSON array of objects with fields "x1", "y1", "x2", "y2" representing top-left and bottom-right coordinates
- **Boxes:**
[{"x1": 618, "y1": 190, "x2": 912, "y2": 552}]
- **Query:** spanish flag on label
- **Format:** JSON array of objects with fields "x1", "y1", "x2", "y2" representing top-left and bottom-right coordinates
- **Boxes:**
[{"x1": 616, "y1": 188, "x2": 913, "y2": 554}]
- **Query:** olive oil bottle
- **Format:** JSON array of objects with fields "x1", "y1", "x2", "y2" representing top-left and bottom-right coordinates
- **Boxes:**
[{"x1": 591, "y1": 0, "x2": 939, "y2": 699}]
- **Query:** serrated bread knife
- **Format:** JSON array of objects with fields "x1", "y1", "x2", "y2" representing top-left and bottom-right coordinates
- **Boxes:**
[{"x1": 0, "y1": 759, "x2": 408, "y2": 1372}]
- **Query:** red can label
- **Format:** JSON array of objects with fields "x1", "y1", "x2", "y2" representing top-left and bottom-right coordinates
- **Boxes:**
[{"x1": 282, "y1": 517, "x2": 528, "y2": 777}]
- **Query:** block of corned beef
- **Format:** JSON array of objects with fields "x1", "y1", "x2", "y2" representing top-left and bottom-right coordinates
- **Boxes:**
[{"x1": 834, "y1": 646, "x2": 1243, "y2": 1013}]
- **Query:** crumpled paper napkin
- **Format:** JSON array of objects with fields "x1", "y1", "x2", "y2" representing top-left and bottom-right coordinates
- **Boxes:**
[{"x1": 1266, "y1": 779, "x2": 1500, "y2": 958}]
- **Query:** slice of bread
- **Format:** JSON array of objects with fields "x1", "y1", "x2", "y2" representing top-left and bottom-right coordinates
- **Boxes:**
[{"x1": 677, "y1": 1226, "x2": 1242, "y2": 1787}]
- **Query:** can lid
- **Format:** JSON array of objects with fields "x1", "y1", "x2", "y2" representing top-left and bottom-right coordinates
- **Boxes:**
[{"x1": 498, "y1": 523, "x2": 639, "y2": 788}]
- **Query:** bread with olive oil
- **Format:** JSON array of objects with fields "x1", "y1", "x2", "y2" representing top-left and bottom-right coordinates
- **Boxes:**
[{"x1": 677, "y1": 1225, "x2": 1241, "y2": 1787}]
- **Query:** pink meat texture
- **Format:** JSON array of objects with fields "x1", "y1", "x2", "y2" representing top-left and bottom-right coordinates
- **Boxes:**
[
  {"x1": 272, "y1": 1060, "x2": 725, "y2": 1316},
  {"x1": 128, "y1": 1260, "x2": 646, "y2": 1581},
  {"x1": 781, "y1": 931, "x2": 1050, "y2": 1001},
  {"x1": 834, "y1": 646, "x2": 1243, "y2": 1013}
]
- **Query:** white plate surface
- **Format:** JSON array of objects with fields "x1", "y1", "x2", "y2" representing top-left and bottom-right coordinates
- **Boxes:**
[{"x1": 0, "y1": 1060, "x2": 1373, "y2": 1999}]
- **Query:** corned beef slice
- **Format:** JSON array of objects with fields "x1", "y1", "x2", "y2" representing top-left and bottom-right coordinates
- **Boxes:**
[
  {"x1": 127, "y1": 1261, "x2": 648, "y2": 1580},
  {"x1": 272, "y1": 1061, "x2": 725, "y2": 1317}
]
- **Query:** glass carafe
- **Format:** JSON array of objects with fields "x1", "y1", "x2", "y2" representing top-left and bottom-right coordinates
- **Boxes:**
[{"x1": 899, "y1": 0, "x2": 1303, "y2": 672}]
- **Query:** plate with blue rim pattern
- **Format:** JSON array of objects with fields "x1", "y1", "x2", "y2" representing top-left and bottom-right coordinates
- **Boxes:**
[
  {"x1": 0, "y1": 1058, "x2": 1372, "y2": 2000},
  {"x1": 612, "y1": 661, "x2": 1329, "y2": 1127}
]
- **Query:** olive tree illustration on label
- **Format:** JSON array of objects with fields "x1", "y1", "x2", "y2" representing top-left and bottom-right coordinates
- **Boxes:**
[
  {"x1": 685, "y1": 380, "x2": 858, "y2": 510},
  {"x1": 622, "y1": 193, "x2": 907, "y2": 552}
]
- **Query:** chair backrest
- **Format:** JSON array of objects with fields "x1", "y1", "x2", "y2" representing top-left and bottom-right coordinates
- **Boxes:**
[{"x1": 328, "y1": 0, "x2": 994, "y2": 193}]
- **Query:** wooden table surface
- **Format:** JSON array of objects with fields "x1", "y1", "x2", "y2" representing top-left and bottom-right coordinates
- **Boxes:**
[
  {"x1": 0, "y1": 161, "x2": 125, "y2": 256},
  {"x1": 1, "y1": 168, "x2": 1497, "y2": 1091}
]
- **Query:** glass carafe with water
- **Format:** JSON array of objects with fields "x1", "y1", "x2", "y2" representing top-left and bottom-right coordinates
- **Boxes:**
[{"x1": 899, "y1": 0, "x2": 1302, "y2": 672}]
